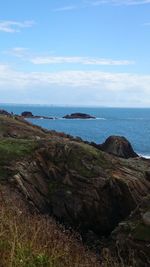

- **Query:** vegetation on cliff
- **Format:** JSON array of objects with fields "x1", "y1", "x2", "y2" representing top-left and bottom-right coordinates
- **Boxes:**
[{"x1": 0, "y1": 191, "x2": 100, "y2": 267}]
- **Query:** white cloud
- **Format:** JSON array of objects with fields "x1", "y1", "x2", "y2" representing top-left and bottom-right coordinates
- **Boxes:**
[
  {"x1": 30, "y1": 56, "x2": 134, "y2": 66},
  {"x1": 53, "y1": 5, "x2": 77, "y2": 11},
  {"x1": 6, "y1": 49, "x2": 135, "y2": 66},
  {"x1": 0, "y1": 63, "x2": 150, "y2": 106},
  {"x1": 0, "y1": 20, "x2": 35, "y2": 33},
  {"x1": 0, "y1": 63, "x2": 149, "y2": 90},
  {"x1": 53, "y1": 0, "x2": 150, "y2": 11},
  {"x1": 90, "y1": 0, "x2": 150, "y2": 5},
  {"x1": 5, "y1": 47, "x2": 30, "y2": 58}
]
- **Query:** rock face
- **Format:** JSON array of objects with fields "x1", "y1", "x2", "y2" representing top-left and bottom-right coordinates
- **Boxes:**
[
  {"x1": 112, "y1": 195, "x2": 150, "y2": 267},
  {"x1": 100, "y1": 136, "x2": 138, "y2": 159},
  {"x1": 63, "y1": 113, "x2": 96, "y2": 119},
  {"x1": 21, "y1": 111, "x2": 33, "y2": 117},
  {"x1": 0, "y1": 115, "x2": 150, "y2": 240},
  {"x1": 13, "y1": 143, "x2": 150, "y2": 236},
  {"x1": 12, "y1": 142, "x2": 135, "y2": 235}
]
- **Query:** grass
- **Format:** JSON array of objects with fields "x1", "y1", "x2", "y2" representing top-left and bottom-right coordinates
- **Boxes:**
[
  {"x1": 0, "y1": 189, "x2": 140, "y2": 267},
  {"x1": 0, "y1": 115, "x2": 46, "y2": 138},
  {"x1": 0, "y1": 139, "x2": 37, "y2": 162},
  {"x1": 0, "y1": 138, "x2": 38, "y2": 181},
  {"x1": 0, "y1": 201, "x2": 101, "y2": 267}
]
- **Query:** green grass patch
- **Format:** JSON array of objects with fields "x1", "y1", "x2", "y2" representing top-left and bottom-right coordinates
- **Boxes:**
[
  {"x1": 14, "y1": 246, "x2": 51, "y2": 267},
  {"x1": 0, "y1": 138, "x2": 38, "y2": 180},
  {"x1": 0, "y1": 138, "x2": 38, "y2": 162}
]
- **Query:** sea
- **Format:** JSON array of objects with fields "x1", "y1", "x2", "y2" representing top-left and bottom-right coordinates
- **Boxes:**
[{"x1": 1, "y1": 104, "x2": 150, "y2": 158}]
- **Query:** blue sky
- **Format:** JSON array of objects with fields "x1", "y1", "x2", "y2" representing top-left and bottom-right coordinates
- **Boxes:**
[{"x1": 0, "y1": 0, "x2": 150, "y2": 106}]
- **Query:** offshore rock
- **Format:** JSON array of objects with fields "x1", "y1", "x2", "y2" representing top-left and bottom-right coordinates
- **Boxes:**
[
  {"x1": 63, "y1": 113, "x2": 96, "y2": 119},
  {"x1": 21, "y1": 111, "x2": 33, "y2": 117},
  {"x1": 21, "y1": 111, "x2": 54, "y2": 120}
]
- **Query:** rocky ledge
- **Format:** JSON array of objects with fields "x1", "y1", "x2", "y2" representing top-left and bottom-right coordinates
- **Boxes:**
[{"x1": 63, "y1": 112, "x2": 96, "y2": 119}]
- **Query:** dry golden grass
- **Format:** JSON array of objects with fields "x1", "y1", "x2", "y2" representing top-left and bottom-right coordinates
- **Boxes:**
[
  {"x1": 0, "y1": 199, "x2": 101, "y2": 267},
  {"x1": 0, "y1": 186, "x2": 136, "y2": 267}
]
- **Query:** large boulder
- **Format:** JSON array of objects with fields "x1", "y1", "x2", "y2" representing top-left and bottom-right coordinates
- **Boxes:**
[
  {"x1": 101, "y1": 136, "x2": 138, "y2": 159},
  {"x1": 63, "y1": 113, "x2": 96, "y2": 119}
]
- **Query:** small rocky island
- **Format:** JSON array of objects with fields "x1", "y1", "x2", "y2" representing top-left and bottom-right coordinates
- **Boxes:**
[
  {"x1": 21, "y1": 111, "x2": 34, "y2": 117},
  {"x1": 21, "y1": 111, "x2": 96, "y2": 120},
  {"x1": 21, "y1": 111, "x2": 54, "y2": 119},
  {"x1": 63, "y1": 112, "x2": 96, "y2": 119}
]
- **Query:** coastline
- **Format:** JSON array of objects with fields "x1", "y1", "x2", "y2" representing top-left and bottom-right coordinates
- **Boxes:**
[{"x1": 1, "y1": 105, "x2": 150, "y2": 157}]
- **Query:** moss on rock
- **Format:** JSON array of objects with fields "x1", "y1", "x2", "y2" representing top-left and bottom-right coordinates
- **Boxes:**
[{"x1": 0, "y1": 139, "x2": 38, "y2": 162}]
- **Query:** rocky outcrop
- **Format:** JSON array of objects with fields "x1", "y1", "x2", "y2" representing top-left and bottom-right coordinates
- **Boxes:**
[
  {"x1": 100, "y1": 136, "x2": 138, "y2": 159},
  {"x1": 63, "y1": 113, "x2": 96, "y2": 119},
  {"x1": 21, "y1": 111, "x2": 54, "y2": 120},
  {"x1": 0, "y1": 115, "x2": 48, "y2": 139},
  {"x1": 0, "y1": 109, "x2": 11, "y2": 116},
  {"x1": 111, "y1": 195, "x2": 150, "y2": 267},
  {"x1": 21, "y1": 111, "x2": 33, "y2": 117},
  {"x1": 10, "y1": 139, "x2": 150, "y2": 237}
]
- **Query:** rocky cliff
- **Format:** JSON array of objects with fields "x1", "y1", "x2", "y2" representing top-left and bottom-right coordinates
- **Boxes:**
[{"x1": 0, "y1": 114, "x2": 149, "y2": 266}]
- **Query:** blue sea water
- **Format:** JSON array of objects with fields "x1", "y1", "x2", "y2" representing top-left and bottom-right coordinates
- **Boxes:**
[{"x1": 1, "y1": 104, "x2": 150, "y2": 157}]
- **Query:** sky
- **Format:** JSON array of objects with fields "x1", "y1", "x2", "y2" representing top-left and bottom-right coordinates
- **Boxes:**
[{"x1": 0, "y1": 0, "x2": 150, "y2": 107}]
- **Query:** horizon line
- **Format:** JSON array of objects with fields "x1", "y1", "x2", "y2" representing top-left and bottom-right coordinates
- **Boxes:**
[{"x1": 0, "y1": 103, "x2": 150, "y2": 109}]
